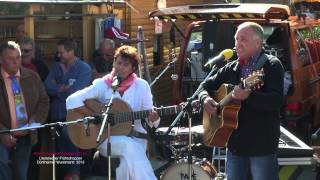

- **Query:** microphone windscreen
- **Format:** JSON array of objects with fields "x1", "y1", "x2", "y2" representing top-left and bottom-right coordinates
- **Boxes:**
[{"x1": 220, "y1": 49, "x2": 234, "y2": 61}]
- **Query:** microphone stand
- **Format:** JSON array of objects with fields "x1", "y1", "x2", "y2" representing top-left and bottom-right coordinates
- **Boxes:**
[
  {"x1": 0, "y1": 117, "x2": 99, "y2": 180},
  {"x1": 150, "y1": 58, "x2": 177, "y2": 88},
  {"x1": 164, "y1": 64, "x2": 218, "y2": 179},
  {"x1": 96, "y1": 88, "x2": 117, "y2": 180}
]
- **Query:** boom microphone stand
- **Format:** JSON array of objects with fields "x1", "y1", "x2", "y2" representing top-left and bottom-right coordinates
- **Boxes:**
[
  {"x1": 96, "y1": 76, "x2": 121, "y2": 180},
  {"x1": 149, "y1": 58, "x2": 177, "y2": 88},
  {"x1": 0, "y1": 117, "x2": 100, "y2": 180},
  {"x1": 165, "y1": 64, "x2": 219, "y2": 179}
]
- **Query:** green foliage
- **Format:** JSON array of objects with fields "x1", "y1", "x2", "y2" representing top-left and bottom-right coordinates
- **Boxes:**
[
  {"x1": 0, "y1": 3, "x2": 28, "y2": 15},
  {"x1": 314, "y1": 26, "x2": 320, "y2": 40},
  {"x1": 298, "y1": 28, "x2": 312, "y2": 40}
]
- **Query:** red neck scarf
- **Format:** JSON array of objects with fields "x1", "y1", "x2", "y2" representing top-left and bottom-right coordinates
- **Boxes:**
[
  {"x1": 104, "y1": 70, "x2": 137, "y2": 94},
  {"x1": 239, "y1": 57, "x2": 245, "y2": 66}
]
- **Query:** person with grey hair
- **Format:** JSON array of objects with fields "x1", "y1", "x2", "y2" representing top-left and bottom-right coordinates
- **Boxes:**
[
  {"x1": 199, "y1": 21, "x2": 284, "y2": 180},
  {"x1": 15, "y1": 24, "x2": 43, "y2": 61},
  {"x1": 91, "y1": 38, "x2": 116, "y2": 79},
  {"x1": 0, "y1": 41, "x2": 49, "y2": 180},
  {"x1": 17, "y1": 37, "x2": 49, "y2": 81}
]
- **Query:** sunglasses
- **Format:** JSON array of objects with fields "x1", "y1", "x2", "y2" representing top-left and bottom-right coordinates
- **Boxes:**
[{"x1": 21, "y1": 49, "x2": 33, "y2": 53}]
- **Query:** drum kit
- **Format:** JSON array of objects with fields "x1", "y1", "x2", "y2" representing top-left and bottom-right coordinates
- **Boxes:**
[{"x1": 154, "y1": 125, "x2": 226, "y2": 180}]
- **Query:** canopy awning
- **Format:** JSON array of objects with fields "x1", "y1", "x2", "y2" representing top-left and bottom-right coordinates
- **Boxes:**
[
  {"x1": 149, "y1": 3, "x2": 290, "y2": 21},
  {"x1": 0, "y1": 0, "x2": 125, "y2": 3}
]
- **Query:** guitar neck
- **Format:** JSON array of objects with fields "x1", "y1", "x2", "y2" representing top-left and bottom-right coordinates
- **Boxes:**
[{"x1": 115, "y1": 105, "x2": 179, "y2": 124}]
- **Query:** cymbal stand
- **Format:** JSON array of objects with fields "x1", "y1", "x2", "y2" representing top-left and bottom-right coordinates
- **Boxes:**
[
  {"x1": 96, "y1": 89, "x2": 116, "y2": 180},
  {"x1": 149, "y1": 54, "x2": 177, "y2": 88},
  {"x1": 185, "y1": 105, "x2": 193, "y2": 179}
]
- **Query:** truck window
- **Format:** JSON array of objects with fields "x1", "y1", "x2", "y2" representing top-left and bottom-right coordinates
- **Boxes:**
[
  {"x1": 296, "y1": 28, "x2": 313, "y2": 66},
  {"x1": 182, "y1": 28, "x2": 205, "y2": 98},
  {"x1": 264, "y1": 26, "x2": 290, "y2": 71}
]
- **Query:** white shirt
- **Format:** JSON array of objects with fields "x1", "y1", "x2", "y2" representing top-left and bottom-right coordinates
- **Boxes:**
[{"x1": 66, "y1": 77, "x2": 159, "y2": 133}]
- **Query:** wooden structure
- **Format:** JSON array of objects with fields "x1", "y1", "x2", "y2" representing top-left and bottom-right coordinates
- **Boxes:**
[
  {"x1": 128, "y1": 0, "x2": 206, "y2": 105},
  {"x1": 0, "y1": 0, "x2": 211, "y2": 105},
  {"x1": 0, "y1": 0, "x2": 127, "y2": 67}
]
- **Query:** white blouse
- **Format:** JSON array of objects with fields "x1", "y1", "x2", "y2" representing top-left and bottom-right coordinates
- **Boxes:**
[{"x1": 66, "y1": 77, "x2": 159, "y2": 133}]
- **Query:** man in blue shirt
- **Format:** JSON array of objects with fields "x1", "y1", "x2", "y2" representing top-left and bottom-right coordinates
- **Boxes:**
[{"x1": 44, "y1": 39, "x2": 91, "y2": 180}]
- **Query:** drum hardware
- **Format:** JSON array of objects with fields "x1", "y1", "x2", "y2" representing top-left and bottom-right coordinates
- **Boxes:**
[
  {"x1": 215, "y1": 172, "x2": 226, "y2": 180},
  {"x1": 154, "y1": 125, "x2": 222, "y2": 179},
  {"x1": 212, "y1": 147, "x2": 226, "y2": 173},
  {"x1": 160, "y1": 158, "x2": 217, "y2": 180},
  {"x1": 156, "y1": 127, "x2": 202, "y2": 146},
  {"x1": 164, "y1": 46, "x2": 228, "y2": 179}
]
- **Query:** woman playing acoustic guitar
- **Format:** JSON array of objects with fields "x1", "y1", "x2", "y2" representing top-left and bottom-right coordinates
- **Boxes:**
[{"x1": 66, "y1": 45, "x2": 159, "y2": 180}]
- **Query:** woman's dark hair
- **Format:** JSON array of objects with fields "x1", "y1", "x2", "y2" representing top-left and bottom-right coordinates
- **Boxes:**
[{"x1": 114, "y1": 45, "x2": 140, "y2": 70}]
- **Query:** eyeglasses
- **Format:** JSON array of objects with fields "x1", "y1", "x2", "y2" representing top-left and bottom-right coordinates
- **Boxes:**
[
  {"x1": 102, "y1": 53, "x2": 113, "y2": 57},
  {"x1": 21, "y1": 49, "x2": 33, "y2": 53}
]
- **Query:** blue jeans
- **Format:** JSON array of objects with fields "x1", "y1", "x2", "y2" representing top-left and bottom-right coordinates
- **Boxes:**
[
  {"x1": 0, "y1": 136, "x2": 32, "y2": 180},
  {"x1": 226, "y1": 150, "x2": 278, "y2": 180}
]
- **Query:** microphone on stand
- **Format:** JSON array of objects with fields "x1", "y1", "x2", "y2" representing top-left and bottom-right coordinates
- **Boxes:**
[
  {"x1": 312, "y1": 128, "x2": 320, "y2": 141},
  {"x1": 204, "y1": 49, "x2": 234, "y2": 68},
  {"x1": 84, "y1": 115, "x2": 102, "y2": 124},
  {"x1": 170, "y1": 50, "x2": 178, "y2": 81},
  {"x1": 82, "y1": 115, "x2": 102, "y2": 136},
  {"x1": 111, "y1": 76, "x2": 123, "y2": 91}
]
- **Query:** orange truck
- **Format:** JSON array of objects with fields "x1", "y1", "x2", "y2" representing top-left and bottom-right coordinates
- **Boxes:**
[{"x1": 149, "y1": 2, "x2": 320, "y2": 142}]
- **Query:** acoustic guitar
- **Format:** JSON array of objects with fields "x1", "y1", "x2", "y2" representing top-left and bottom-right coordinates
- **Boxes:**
[
  {"x1": 66, "y1": 98, "x2": 181, "y2": 149},
  {"x1": 203, "y1": 70, "x2": 264, "y2": 147}
]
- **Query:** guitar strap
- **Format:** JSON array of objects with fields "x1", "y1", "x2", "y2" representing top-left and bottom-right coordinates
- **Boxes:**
[
  {"x1": 126, "y1": 119, "x2": 150, "y2": 139},
  {"x1": 127, "y1": 129, "x2": 149, "y2": 139},
  {"x1": 254, "y1": 52, "x2": 269, "y2": 70}
]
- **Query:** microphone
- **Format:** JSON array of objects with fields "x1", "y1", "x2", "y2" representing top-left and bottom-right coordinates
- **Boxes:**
[
  {"x1": 170, "y1": 49, "x2": 178, "y2": 81},
  {"x1": 82, "y1": 115, "x2": 102, "y2": 124},
  {"x1": 82, "y1": 115, "x2": 102, "y2": 136},
  {"x1": 111, "y1": 76, "x2": 122, "y2": 91},
  {"x1": 312, "y1": 128, "x2": 320, "y2": 141},
  {"x1": 204, "y1": 49, "x2": 234, "y2": 68}
]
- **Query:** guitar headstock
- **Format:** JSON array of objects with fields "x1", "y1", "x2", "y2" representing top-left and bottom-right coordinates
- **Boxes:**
[{"x1": 242, "y1": 69, "x2": 264, "y2": 90}]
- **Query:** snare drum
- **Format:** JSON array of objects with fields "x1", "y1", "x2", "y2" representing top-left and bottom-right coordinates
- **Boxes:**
[{"x1": 161, "y1": 158, "x2": 217, "y2": 180}]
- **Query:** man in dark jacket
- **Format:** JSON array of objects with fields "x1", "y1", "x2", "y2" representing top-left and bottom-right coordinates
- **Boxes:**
[
  {"x1": 199, "y1": 22, "x2": 284, "y2": 180},
  {"x1": 0, "y1": 41, "x2": 49, "y2": 180}
]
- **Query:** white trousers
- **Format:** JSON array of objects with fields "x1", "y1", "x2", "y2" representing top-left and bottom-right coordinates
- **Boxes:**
[{"x1": 98, "y1": 136, "x2": 157, "y2": 180}]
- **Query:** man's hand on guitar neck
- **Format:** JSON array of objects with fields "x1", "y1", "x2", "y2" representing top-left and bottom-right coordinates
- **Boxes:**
[
  {"x1": 232, "y1": 85, "x2": 251, "y2": 101},
  {"x1": 203, "y1": 97, "x2": 219, "y2": 117}
]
